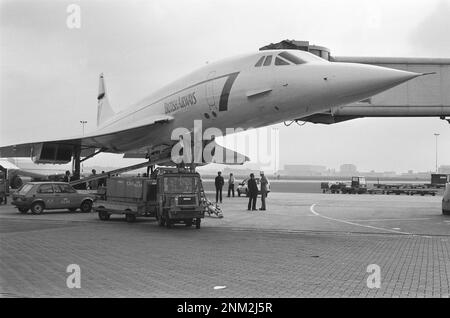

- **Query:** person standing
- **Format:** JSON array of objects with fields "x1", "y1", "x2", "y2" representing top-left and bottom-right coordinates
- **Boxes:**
[
  {"x1": 215, "y1": 171, "x2": 224, "y2": 203},
  {"x1": 259, "y1": 171, "x2": 269, "y2": 211},
  {"x1": 98, "y1": 171, "x2": 107, "y2": 187},
  {"x1": 89, "y1": 169, "x2": 98, "y2": 190},
  {"x1": 247, "y1": 173, "x2": 258, "y2": 211},
  {"x1": 63, "y1": 170, "x2": 71, "y2": 183},
  {"x1": 227, "y1": 173, "x2": 235, "y2": 197}
]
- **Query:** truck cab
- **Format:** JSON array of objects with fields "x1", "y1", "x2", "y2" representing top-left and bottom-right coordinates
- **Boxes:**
[
  {"x1": 342, "y1": 176, "x2": 368, "y2": 194},
  {"x1": 156, "y1": 170, "x2": 204, "y2": 228},
  {"x1": 443, "y1": 183, "x2": 450, "y2": 216}
]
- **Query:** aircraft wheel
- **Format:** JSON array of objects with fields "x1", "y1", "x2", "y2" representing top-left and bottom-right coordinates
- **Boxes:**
[
  {"x1": 195, "y1": 218, "x2": 201, "y2": 229},
  {"x1": 98, "y1": 209, "x2": 109, "y2": 221},
  {"x1": 157, "y1": 214, "x2": 165, "y2": 227},
  {"x1": 166, "y1": 219, "x2": 172, "y2": 228},
  {"x1": 18, "y1": 207, "x2": 29, "y2": 214},
  {"x1": 11, "y1": 175, "x2": 23, "y2": 189},
  {"x1": 125, "y1": 212, "x2": 136, "y2": 223}
]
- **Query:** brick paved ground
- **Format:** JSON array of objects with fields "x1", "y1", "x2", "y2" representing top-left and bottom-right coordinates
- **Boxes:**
[{"x1": 0, "y1": 193, "x2": 449, "y2": 297}]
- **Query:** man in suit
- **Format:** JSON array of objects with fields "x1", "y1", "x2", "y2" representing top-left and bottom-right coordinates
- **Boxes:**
[
  {"x1": 215, "y1": 171, "x2": 224, "y2": 203},
  {"x1": 247, "y1": 173, "x2": 258, "y2": 211},
  {"x1": 227, "y1": 173, "x2": 235, "y2": 197},
  {"x1": 259, "y1": 171, "x2": 269, "y2": 211},
  {"x1": 63, "y1": 170, "x2": 71, "y2": 183}
]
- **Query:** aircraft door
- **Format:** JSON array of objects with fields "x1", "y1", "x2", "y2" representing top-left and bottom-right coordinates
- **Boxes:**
[{"x1": 205, "y1": 71, "x2": 217, "y2": 112}]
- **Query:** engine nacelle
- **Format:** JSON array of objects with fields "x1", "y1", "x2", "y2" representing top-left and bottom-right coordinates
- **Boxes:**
[{"x1": 31, "y1": 143, "x2": 73, "y2": 164}]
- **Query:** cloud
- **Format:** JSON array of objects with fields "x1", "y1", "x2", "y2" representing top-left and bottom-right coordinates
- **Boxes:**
[{"x1": 409, "y1": 0, "x2": 450, "y2": 56}]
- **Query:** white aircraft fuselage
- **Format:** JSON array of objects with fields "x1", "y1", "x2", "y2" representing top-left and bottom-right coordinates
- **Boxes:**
[{"x1": 94, "y1": 49, "x2": 423, "y2": 154}]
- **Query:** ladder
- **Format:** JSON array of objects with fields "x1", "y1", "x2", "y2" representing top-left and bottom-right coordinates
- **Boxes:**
[{"x1": 199, "y1": 178, "x2": 223, "y2": 218}]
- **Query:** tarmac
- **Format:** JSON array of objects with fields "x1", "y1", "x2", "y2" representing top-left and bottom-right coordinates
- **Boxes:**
[{"x1": 0, "y1": 192, "x2": 449, "y2": 297}]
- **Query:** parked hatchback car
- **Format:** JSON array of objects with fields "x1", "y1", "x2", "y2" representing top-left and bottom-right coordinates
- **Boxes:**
[
  {"x1": 12, "y1": 182, "x2": 95, "y2": 214},
  {"x1": 236, "y1": 177, "x2": 270, "y2": 197},
  {"x1": 443, "y1": 183, "x2": 450, "y2": 215}
]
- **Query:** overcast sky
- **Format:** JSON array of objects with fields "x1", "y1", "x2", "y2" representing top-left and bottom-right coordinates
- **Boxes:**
[{"x1": 1, "y1": 0, "x2": 449, "y2": 173}]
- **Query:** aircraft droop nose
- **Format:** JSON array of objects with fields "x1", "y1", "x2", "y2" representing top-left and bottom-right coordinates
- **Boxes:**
[{"x1": 325, "y1": 63, "x2": 424, "y2": 106}]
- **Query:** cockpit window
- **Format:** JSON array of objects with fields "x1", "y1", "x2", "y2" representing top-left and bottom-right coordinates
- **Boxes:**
[
  {"x1": 278, "y1": 51, "x2": 306, "y2": 65},
  {"x1": 255, "y1": 56, "x2": 265, "y2": 67},
  {"x1": 275, "y1": 57, "x2": 290, "y2": 66},
  {"x1": 263, "y1": 55, "x2": 272, "y2": 66}
]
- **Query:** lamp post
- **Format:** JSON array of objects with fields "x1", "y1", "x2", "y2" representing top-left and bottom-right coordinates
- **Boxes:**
[
  {"x1": 434, "y1": 133, "x2": 440, "y2": 173},
  {"x1": 80, "y1": 121, "x2": 87, "y2": 175},
  {"x1": 80, "y1": 120, "x2": 87, "y2": 136}
]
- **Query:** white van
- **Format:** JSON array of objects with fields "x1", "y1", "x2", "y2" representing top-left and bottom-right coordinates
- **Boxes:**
[{"x1": 443, "y1": 183, "x2": 450, "y2": 215}]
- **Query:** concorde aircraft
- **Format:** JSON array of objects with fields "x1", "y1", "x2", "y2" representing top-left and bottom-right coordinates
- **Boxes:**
[{"x1": 0, "y1": 49, "x2": 427, "y2": 177}]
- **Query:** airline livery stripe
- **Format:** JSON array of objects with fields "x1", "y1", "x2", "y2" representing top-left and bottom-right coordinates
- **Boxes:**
[{"x1": 219, "y1": 72, "x2": 239, "y2": 111}]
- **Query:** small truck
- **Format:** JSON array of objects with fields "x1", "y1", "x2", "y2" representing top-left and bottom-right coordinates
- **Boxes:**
[
  {"x1": 341, "y1": 176, "x2": 368, "y2": 194},
  {"x1": 94, "y1": 168, "x2": 204, "y2": 228}
]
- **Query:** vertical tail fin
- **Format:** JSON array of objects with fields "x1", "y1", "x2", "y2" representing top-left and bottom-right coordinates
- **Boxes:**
[{"x1": 97, "y1": 73, "x2": 115, "y2": 127}]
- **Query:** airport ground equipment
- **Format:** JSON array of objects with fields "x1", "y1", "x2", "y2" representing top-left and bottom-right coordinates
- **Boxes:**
[
  {"x1": 370, "y1": 183, "x2": 438, "y2": 196},
  {"x1": 155, "y1": 169, "x2": 204, "y2": 228},
  {"x1": 0, "y1": 166, "x2": 9, "y2": 204},
  {"x1": 94, "y1": 177, "x2": 157, "y2": 222},
  {"x1": 94, "y1": 168, "x2": 204, "y2": 228},
  {"x1": 442, "y1": 183, "x2": 450, "y2": 215},
  {"x1": 321, "y1": 181, "x2": 346, "y2": 194},
  {"x1": 431, "y1": 174, "x2": 450, "y2": 188},
  {"x1": 341, "y1": 176, "x2": 368, "y2": 194}
]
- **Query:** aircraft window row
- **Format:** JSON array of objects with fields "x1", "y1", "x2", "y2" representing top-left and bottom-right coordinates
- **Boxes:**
[
  {"x1": 255, "y1": 51, "x2": 306, "y2": 67},
  {"x1": 255, "y1": 56, "x2": 265, "y2": 67},
  {"x1": 278, "y1": 51, "x2": 305, "y2": 65},
  {"x1": 275, "y1": 57, "x2": 290, "y2": 65}
]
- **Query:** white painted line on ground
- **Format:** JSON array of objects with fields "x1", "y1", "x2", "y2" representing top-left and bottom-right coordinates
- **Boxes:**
[
  {"x1": 309, "y1": 204, "x2": 412, "y2": 235},
  {"x1": 343, "y1": 218, "x2": 431, "y2": 222},
  {"x1": 214, "y1": 286, "x2": 226, "y2": 290}
]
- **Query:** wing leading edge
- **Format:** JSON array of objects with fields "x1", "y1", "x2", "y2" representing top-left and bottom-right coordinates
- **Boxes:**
[{"x1": 0, "y1": 114, "x2": 174, "y2": 161}]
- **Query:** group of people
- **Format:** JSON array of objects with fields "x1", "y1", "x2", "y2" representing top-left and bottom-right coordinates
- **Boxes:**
[{"x1": 214, "y1": 171, "x2": 269, "y2": 211}]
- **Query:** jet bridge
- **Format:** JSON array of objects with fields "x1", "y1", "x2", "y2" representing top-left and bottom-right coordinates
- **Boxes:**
[{"x1": 261, "y1": 40, "x2": 450, "y2": 124}]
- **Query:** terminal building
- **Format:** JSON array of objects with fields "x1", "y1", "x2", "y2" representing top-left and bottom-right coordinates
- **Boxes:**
[
  {"x1": 260, "y1": 40, "x2": 450, "y2": 125},
  {"x1": 282, "y1": 164, "x2": 327, "y2": 176}
]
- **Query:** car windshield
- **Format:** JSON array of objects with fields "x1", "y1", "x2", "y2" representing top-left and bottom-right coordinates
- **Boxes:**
[
  {"x1": 163, "y1": 176, "x2": 199, "y2": 193},
  {"x1": 18, "y1": 184, "x2": 33, "y2": 195}
]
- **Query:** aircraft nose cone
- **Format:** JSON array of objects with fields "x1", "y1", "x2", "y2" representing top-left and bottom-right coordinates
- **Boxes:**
[{"x1": 329, "y1": 63, "x2": 423, "y2": 104}]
